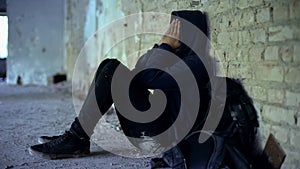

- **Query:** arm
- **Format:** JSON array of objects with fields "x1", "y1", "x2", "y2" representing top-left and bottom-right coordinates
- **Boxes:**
[
  {"x1": 134, "y1": 54, "x2": 208, "y2": 91},
  {"x1": 135, "y1": 19, "x2": 180, "y2": 70},
  {"x1": 133, "y1": 19, "x2": 208, "y2": 91}
]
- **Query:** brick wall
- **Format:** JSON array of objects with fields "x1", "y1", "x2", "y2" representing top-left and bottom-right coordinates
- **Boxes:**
[
  {"x1": 119, "y1": 0, "x2": 300, "y2": 168},
  {"x1": 202, "y1": 1, "x2": 300, "y2": 168}
]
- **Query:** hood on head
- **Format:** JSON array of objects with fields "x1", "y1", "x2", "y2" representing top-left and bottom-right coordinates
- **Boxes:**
[{"x1": 170, "y1": 10, "x2": 209, "y2": 58}]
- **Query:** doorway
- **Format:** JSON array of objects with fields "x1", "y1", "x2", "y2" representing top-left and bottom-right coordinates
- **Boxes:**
[{"x1": 0, "y1": 12, "x2": 7, "y2": 81}]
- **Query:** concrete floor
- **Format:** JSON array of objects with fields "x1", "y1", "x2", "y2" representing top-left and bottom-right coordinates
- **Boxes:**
[{"x1": 0, "y1": 82, "x2": 151, "y2": 169}]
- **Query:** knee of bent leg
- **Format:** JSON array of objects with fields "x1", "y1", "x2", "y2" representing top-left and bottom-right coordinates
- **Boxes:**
[{"x1": 95, "y1": 59, "x2": 119, "y2": 79}]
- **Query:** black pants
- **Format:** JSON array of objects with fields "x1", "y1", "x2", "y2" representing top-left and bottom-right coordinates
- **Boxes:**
[{"x1": 77, "y1": 59, "x2": 174, "y2": 140}]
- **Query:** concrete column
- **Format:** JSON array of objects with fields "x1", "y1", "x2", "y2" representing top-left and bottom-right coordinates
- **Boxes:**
[{"x1": 7, "y1": 0, "x2": 65, "y2": 85}]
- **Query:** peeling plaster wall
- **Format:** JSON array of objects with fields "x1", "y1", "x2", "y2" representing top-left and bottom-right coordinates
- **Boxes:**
[
  {"x1": 67, "y1": 0, "x2": 126, "y2": 98},
  {"x1": 64, "y1": 0, "x2": 89, "y2": 83},
  {"x1": 7, "y1": 0, "x2": 65, "y2": 85},
  {"x1": 83, "y1": 0, "x2": 126, "y2": 73}
]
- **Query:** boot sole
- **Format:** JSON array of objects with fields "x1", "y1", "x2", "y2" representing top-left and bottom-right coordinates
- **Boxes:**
[
  {"x1": 28, "y1": 147, "x2": 90, "y2": 160},
  {"x1": 37, "y1": 138, "x2": 51, "y2": 144},
  {"x1": 38, "y1": 136, "x2": 61, "y2": 144}
]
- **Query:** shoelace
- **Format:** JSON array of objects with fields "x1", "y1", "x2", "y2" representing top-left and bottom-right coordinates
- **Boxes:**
[{"x1": 45, "y1": 131, "x2": 72, "y2": 148}]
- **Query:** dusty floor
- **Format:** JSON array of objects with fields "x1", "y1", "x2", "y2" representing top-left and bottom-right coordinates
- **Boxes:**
[{"x1": 0, "y1": 81, "x2": 152, "y2": 169}]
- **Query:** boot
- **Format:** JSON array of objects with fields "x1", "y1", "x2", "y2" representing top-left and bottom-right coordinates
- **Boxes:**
[{"x1": 29, "y1": 118, "x2": 90, "y2": 159}]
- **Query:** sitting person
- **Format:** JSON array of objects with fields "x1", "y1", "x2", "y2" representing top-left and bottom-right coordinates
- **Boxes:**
[{"x1": 29, "y1": 10, "x2": 272, "y2": 169}]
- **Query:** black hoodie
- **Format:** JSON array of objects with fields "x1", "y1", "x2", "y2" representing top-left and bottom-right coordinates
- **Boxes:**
[
  {"x1": 132, "y1": 10, "x2": 212, "y2": 140},
  {"x1": 171, "y1": 10, "x2": 209, "y2": 58}
]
